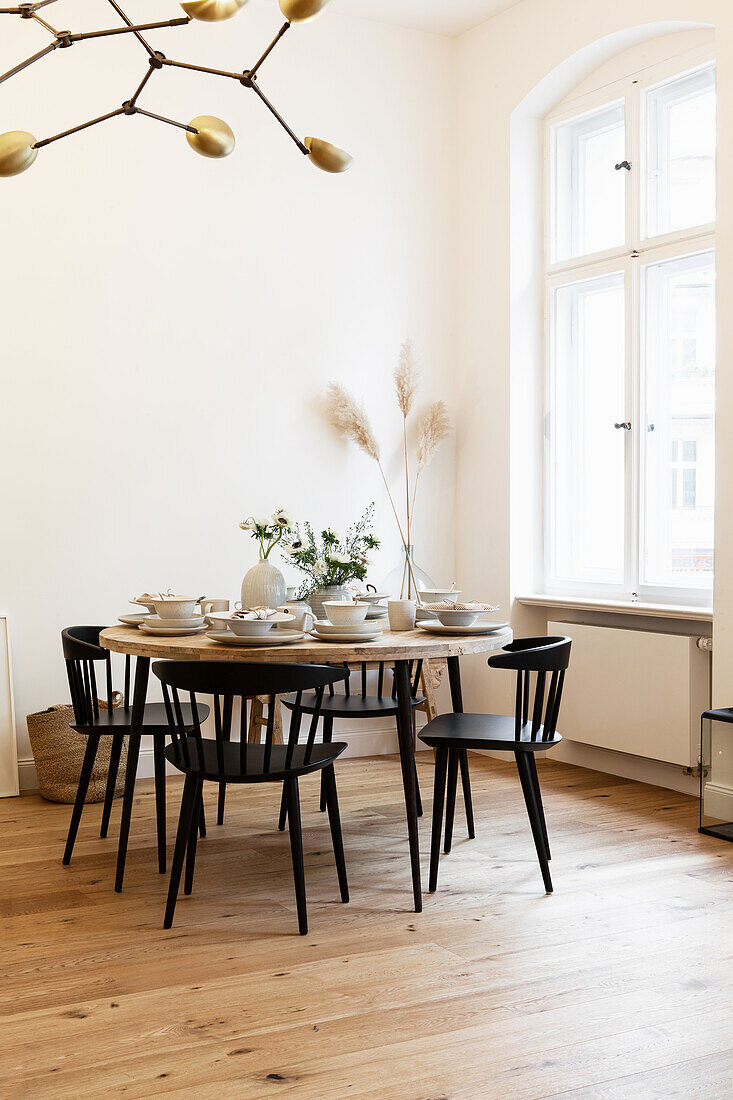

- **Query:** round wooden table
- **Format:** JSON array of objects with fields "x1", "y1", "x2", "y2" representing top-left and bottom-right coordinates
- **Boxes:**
[{"x1": 100, "y1": 624, "x2": 513, "y2": 911}]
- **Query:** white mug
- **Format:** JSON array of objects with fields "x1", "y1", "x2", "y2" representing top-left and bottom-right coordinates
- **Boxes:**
[
  {"x1": 278, "y1": 603, "x2": 315, "y2": 633},
  {"x1": 388, "y1": 599, "x2": 417, "y2": 631},
  {"x1": 202, "y1": 598, "x2": 229, "y2": 625}
]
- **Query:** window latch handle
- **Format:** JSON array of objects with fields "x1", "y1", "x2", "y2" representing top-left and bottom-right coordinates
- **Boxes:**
[
  {"x1": 615, "y1": 160, "x2": 632, "y2": 171},
  {"x1": 614, "y1": 421, "x2": 632, "y2": 431}
]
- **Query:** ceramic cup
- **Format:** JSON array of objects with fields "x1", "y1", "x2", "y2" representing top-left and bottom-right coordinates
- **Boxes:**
[
  {"x1": 388, "y1": 599, "x2": 417, "y2": 631},
  {"x1": 202, "y1": 598, "x2": 229, "y2": 626},
  {"x1": 277, "y1": 603, "x2": 315, "y2": 632}
]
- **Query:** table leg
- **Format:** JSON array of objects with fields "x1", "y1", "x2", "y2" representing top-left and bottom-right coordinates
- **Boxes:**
[
  {"x1": 115, "y1": 656, "x2": 149, "y2": 893},
  {"x1": 447, "y1": 656, "x2": 475, "y2": 839},
  {"x1": 394, "y1": 659, "x2": 422, "y2": 913}
]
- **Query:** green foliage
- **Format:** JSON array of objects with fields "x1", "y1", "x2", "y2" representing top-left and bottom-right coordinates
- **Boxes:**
[{"x1": 282, "y1": 504, "x2": 380, "y2": 597}]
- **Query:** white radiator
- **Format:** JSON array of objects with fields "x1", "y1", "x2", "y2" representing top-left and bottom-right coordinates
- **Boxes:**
[{"x1": 548, "y1": 619, "x2": 710, "y2": 768}]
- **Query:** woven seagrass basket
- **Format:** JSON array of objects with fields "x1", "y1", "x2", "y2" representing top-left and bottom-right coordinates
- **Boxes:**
[{"x1": 26, "y1": 695, "x2": 128, "y2": 804}]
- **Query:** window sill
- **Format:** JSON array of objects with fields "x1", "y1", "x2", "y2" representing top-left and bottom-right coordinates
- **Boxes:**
[{"x1": 516, "y1": 593, "x2": 712, "y2": 623}]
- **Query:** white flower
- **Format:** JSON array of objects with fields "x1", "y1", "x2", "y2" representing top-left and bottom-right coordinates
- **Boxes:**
[
  {"x1": 283, "y1": 541, "x2": 303, "y2": 557},
  {"x1": 314, "y1": 558, "x2": 328, "y2": 579},
  {"x1": 254, "y1": 516, "x2": 270, "y2": 528},
  {"x1": 273, "y1": 508, "x2": 290, "y2": 528},
  {"x1": 239, "y1": 518, "x2": 256, "y2": 531},
  {"x1": 328, "y1": 552, "x2": 352, "y2": 565}
]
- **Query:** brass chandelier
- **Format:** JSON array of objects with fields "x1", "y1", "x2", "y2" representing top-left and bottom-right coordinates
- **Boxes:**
[{"x1": 0, "y1": 0, "x2": 353, "y2": 176}]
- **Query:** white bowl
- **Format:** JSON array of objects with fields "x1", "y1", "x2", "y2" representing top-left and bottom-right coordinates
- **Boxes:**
[
  {"x1": 314, "y1": 619, "x2": 380, "y2": 636},
  {"x1": 207, "y1": 611, "x2": 294, "y2": 637},
  {"x1": 323, "y1": 600, "x2": 370, "y2": 626},
  {"x1": 150, "y1": 596, "x2": 200, "y2": 620},
  {"x1": 145, "y1": 614, "x2": 205, "y2": 628},
  {"x1": 357, "y1": 591, "x2": 391, "y2": 606},
  {"x1": 422, "y1": 589, "x2": 462, "y2": 603},
  {"x1": 436, "y1": 609, "x2": 479, "y2": 628}
]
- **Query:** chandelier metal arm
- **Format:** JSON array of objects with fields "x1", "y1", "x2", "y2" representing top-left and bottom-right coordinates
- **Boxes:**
[
  {"x1": 0, "y1": 41, "x2": 58, "y2": 86},
  {"x1": 33, "y1": 106, "x2": 125, "y2": 149},
  {"x1": 29, "y1": 0, "x2": 61, "y2": 10},
  {"x1": 248, "y1": 20, "x2": 290, "y2": 80},
  {"x1": 247, "y1": 77, "x2": 308, "y2": 155},
  {"x1": 105, "y1": 0, "x2": 155, "y2": 57},
  {"x1": 161, "y1": 56, "x2": 243, "y2": 82},
  {"x1": 69, "y1": 18, "x2": 190, "y2": 44},
  {"x1": 132, "y1": 105, "x2": 198, "y2": 134},
  {"x1": 29, "y1": 10, "x2": 58, "y2": 33},
  {"x1": 128, "y1": 64, "x2": 158, "y2": 108}
]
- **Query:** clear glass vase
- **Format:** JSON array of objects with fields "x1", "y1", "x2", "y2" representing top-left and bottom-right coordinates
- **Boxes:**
[{"x1": 380, "y1": 544, "x2": 436, "y2": 600}]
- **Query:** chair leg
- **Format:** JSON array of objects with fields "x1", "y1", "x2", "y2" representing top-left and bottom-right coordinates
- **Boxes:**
[
  {"x1": 444, "y1": 749, "x2": 459, "y2": 854},
  {"x1": 278, "y1": 784, "x2": 288, "y2": 832},
  {"x1": 515, "y1": 753, "x2": 553, "y2": 893},
  {"x1": 164, "y1": 774, "x2": 199, "y2": 929},
  {"x1": 185, "y1": 781, "x2": 203, "y2": 896},
  {"x1": 527, "y1": 755, "x2": 550, "y2": 860},
  {"x1": 285, "y1": 777, "x2": 308, "y2": 935},
  {"x1": 217, "y1": 783, "x2": 226, "y2": 827},
  {"x1": 115, "y1": 656, "x2": 149, "y2": 894},
  {"x1": 459, "y1": 749, "x2": 475, "y2": 840},
  {"x1": 322, "y1": 765, "x2": 349, "y2": 903},
  {"x1": 319, "y1": 716, "x2": 333, "y2": 812},
  {"x1": 153, "y1": 735, "x2": 167, "y2": 875},
  {"x1": 414, "y1": 749, "x2": 423, "y2": 818},
  {"x1": 63, "y1": 734, "x2": 101, "y2": 865},
  {"x1": 99, "y1": 733, "x2": 123, "y2": 839},
  {"x1": 199, "y1": 799, "x2": 207, "y2": 838},
  {"x1": 429, "y1": 746, "x2": 449, "y2": 893}
]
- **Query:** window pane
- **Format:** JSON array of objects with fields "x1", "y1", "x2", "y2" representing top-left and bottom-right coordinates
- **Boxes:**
[
  {"x1": 641, "y1": 251, "x2": 715, "y2": 589},
  {"x1": 552, "y1": 102, "x2": 625, "y2": 262},
  {"x1": 646, "y1": 64, "x2": 716, "y2": 238},
  {"x1": 549, "y1": 272, "x2": 626, "y2": 584}
]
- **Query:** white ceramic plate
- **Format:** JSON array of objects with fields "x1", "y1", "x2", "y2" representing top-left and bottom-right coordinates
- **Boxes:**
[
  {"x1": 139, "y1": 623, "x2": 209, "y2": 637},
  {"x1": 311, "y1": 629, "x2": 384, "y2": 643},
  {"x1": 118, "y1": 613, "x2": 147, "y2": 627},
  {"x1": 314, "y1": 619, "x2": 380, "y2": 636},
  {"x1": 365, "y1": 607, "x2": 389, "y2": 620},
  {"x1": 357, "y1": 592, "x2": 391, "y2": 605},
  {"x1": 145, "y1": 614, "x2": 205, "y2": 629},
  {"x1": 206, "y1": 630, "x2": 305, "y2": 647},
  {"x1": 416, "y1": 620, "x2": 510, "y2": 637}
]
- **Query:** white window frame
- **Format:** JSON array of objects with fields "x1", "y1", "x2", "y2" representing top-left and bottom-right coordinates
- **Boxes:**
[{"x1": 543, "y1": 43, "x2": 716, "y2": 607}]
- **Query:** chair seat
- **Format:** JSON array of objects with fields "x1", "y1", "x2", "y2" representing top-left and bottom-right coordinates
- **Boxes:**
[
  {"x1": 164, "y1": 737, "x2": 347, "y2": 783},
  {"x1": 281, "y1": 691, "x2": 424, "y2": 719},
  {"x1": 419, "y1": 712, "x2": 562, "y2": 752},
  {"x1": 73, "y1": 701, "x2": 209, "y2": 736}
]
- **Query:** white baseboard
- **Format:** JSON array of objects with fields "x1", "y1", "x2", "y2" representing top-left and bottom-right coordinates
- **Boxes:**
[
  {"x1": 16, "y1": 723, "x2": 432, "y2": 793},
  {"x1": 702, "y1": 780, "x2": 733, "y2": 820}
]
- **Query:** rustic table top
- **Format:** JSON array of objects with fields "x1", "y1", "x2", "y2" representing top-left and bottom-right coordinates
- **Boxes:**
[{"x1": 99, "y1": 624, "x2": 514, "y2": 664}]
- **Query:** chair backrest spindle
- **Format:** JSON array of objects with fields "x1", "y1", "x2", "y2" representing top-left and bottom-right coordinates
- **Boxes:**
[{"x1": 489, "y1": 637, "x2": 572, "y2": 742}]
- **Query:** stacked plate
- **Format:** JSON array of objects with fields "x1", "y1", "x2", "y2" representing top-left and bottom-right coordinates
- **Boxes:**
[
  {"x1": 139, "y1": 614, "x2": 208, "y2": 637},
  {"x1": 206, "y1": 630, "x2": 305, "y2": 648},
  {"x1": 311, "y1": 620, "x2": 384, "y2": 643},
  {"x1": 417, "y1": 618, "x2": 509, "y2": 637}
]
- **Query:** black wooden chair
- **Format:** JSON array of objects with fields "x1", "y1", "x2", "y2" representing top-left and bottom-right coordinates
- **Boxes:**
[
  {"x1": 278, "y1": 660, "x2": 427, "y2": 829},
  {"x1": 61, "y1": 626, "x2": 208, "y2": 875},
  {"x1": 153, "y1": 660, "x2": 351, "y2": 935},
  {"x1": 420, "y1": 636, "x2": 572, "y2": 895}
]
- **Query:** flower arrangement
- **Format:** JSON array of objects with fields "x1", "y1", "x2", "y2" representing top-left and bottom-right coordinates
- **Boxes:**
[
  {"x1": 283, "y1": 504, "x2": 380, "y2": 598},
  {"x1": 325, "y1": 340, "x2": 451, "y2": 598},
  {"x1": 239, "y1": 508, "x2": 292, "y2": 560}
]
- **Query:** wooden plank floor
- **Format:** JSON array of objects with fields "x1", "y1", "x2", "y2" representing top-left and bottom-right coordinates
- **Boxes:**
[{"x1": 1, "y1": 753, "x2": 732, "y2": 1099}]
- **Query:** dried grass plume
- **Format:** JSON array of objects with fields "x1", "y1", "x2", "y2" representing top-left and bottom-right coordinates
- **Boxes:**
[
  {"x1": 393, "y1": 339, "x2": 418, "y2": 418},
  {"x1": 326, "y1": 381, "x2": 381, "y2": 462},
  {"x1": 416, "y1": 400, "x2": 451, "y2": 471}
]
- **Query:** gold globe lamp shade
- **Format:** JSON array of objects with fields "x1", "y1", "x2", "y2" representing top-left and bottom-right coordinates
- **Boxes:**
[
  {"x1": 305, "y1": 136, "x2": 352, "y2": 174},
  {"x1": 180, "y1": 0, "x2": 248, "y2": 22},
  {"x1": 279, "y1": 0, "x2": 332, "y2": 24},
  {"x1": 186, "y1": 115, "x2": 235, "y2": 159},
  {"x1": 0, "y1": 131, "x2": 38, "y2": 177}
]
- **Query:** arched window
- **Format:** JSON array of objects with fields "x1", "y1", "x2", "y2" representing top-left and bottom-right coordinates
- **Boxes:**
[{"x1": 544, "y1": 43, "x2": 715, "y2": 603}]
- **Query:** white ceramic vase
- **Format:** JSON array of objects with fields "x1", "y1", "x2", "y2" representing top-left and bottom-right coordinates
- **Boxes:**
[{"x1": 240, "y1": 558, "x2": 287, "y2": 611}]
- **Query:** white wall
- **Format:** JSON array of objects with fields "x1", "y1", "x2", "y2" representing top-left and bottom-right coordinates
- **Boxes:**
[
  {"x1": 456, "y1": 0, "x2": 733, "y2": 748},
  {"x1": 0, "y1": 1, "x2": 459, "y2": 782}
]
